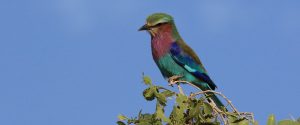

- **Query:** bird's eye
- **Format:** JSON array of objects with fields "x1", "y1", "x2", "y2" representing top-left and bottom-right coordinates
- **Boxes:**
[
  {"x1": 156, "y1": 23, "x2": 163, "y2": 26},
  {"x1": 155, "y1": 22, "x2": 168, "y2": 27},
  {"x1": 148, "y1": 22, "x2": 167, "y2": 29}
]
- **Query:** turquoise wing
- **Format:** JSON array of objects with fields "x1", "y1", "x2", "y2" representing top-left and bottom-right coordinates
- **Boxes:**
[{"x1": 170, "y1": 42, "x2": 217, "y2": 90}]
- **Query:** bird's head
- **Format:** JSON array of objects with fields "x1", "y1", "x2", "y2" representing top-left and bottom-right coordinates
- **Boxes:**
[{"x1": 139, "y1": 13, "x2": 176, "y2": 37}]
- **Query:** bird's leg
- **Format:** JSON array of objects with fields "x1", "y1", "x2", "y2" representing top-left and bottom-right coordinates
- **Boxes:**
[
  {"x1": 168, "y1": 75, "x2": 185, "y2": 95},
  {"x1": 167, "y1": 75, "x2": 182, "y2": 86}
]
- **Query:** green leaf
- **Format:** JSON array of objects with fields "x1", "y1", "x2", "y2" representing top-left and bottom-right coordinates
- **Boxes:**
[
  {"x1": 187, "y1": 99, "x2": 203, "y2": 123},
  {"x1": 188, "y1": 100, "x2": 202, "y2": 118},
  {"x1": 143, "y1": 76, "x2": 152, "y2": 85},
  {"x1": 155, "y1": 103, "x2": 171, "y2": 123},
  {"x1": 136, "y1": 122, "x2": 152, "y2": 125},
  {"x1": 267, "y1": 114, "x2": 276, "y2": 125},
  {"x1": 228, "y1": 116, "x2": 249, "y2": 125},
  {"x1": 118, "y1": 114, "x2": 128, "y2": 121},
  {"x1": 137, "y1": 113, "x2": 158, "y2": 125},
  {"x1": 176, "y1": 94, "x2": 187, "y2": 103},
  {"x1": 176, "y1": 94, "x2": 188, "y2": 110},
  {"x1": 161, "y1": 90, "x2": 175, "y2": 98},
  {"x1": 278, "y1": 120, "x2": 300, "y2": 125},
  {"x1": 236, "y1": 119, "x2": 249, "y2": 125},
  {"x1": 136, "y1": 110, "x2": 153, "y2": 124},
  {"x1": 228, "y1": 115, "x2": 239, "y2": 124},
  {"x1": 139, "y1": 113, "x2": 153, "y2": 121},
  {"x1": 203, "y1": 102, "x2": 213, "y2": 115},
  {"x1": 170, "y1": 105, "x2": 185, "y2": 124},
  {"x1": 116, "y1": 121, "x2": 126, "y2": 125},
  {"x1": 156, "y1": 93, "x2": 167, "y2": 106},
  {"x1": 143, "y1": 87, "x2": 155, "y2": 101}
]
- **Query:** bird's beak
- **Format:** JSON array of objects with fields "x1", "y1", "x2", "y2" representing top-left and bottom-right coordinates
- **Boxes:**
[{"x1": 138, "y1": 24, "x2": 149, "y2": 31}]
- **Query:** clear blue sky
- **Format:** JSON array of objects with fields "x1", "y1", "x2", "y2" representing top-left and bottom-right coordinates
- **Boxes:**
[{"x1": 0, "y1": 0, "x2": 299, "y2": 125}]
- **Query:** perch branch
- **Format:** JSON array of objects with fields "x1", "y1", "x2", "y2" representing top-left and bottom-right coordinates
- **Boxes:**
[{"x1": 168, "y1": 78, "x2": 255, "y2": 124}]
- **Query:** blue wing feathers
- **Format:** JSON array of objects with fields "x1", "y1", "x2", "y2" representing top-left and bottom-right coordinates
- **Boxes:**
[
  {"x1": 170, "y1": 42, "x2": 217, "y2": 90},
  {"x1": 193, "y1": 72, "x2": 216, "y2": 90},
  {"x1": 170, "y1": 43, "x2": 181, "y2": 55}
]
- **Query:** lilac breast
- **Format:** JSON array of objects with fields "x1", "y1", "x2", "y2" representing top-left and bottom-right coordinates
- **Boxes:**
[{"x1": 151, "y1": 33, "x2": 174, "y2": 60}]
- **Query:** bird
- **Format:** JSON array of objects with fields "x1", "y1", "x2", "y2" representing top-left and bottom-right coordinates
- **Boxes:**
[{"x1": 139, "y1": 13, "x2": 225, "y2": 110}]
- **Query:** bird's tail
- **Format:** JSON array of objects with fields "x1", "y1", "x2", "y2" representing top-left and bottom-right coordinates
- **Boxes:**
[
  {"x1": 194, "y1": 83, "x2": 227, "y2": 111},
  {"x1": 206, "y1": 92, "x2": 227, "y2": 111}
]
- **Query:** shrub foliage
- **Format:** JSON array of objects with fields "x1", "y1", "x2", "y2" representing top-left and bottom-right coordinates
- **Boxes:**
[{"x1": 118, "y1": 76, "x2": 300, "y2": 125}]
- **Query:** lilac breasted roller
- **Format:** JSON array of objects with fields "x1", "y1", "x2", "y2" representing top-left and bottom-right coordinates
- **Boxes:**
[{"x1": 139, "y1": 13, "x2": 225, "y2": 109}]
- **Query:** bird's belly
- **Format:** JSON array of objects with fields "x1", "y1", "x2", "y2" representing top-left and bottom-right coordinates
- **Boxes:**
[{"x1": 156, "y1": 54, "x2": 197, "y2": 81}]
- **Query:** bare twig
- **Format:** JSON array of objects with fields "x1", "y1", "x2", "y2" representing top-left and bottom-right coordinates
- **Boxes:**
[
  {"x1": 240, "y1": 112, "x2": 255, "y2": 123},
  {"x1": 209, "y1": 100, "x2": 228, "y2": 125},
  {"x1": 174, "y1": 80, "x2": 201, "y2": 90},
  {"x1": 191, "y1": 90, "x2": 240, "y2": 115},
  {"x1": 168, "y1": 78, "x2": 255, "y2": 125},
  {"x1": 177, "y1": 84, "x2": 185, "y2": 95}
]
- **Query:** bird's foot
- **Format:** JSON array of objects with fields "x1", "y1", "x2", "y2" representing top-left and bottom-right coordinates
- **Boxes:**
[{"x1": 168, "y1": 75, "x2": 182, "y2": 86}]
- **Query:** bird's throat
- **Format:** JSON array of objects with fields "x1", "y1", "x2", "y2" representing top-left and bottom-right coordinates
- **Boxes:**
[
  {"x1": 151, "y1": 32, "x2": 174, "y2": 61},
  {"x1": 150, "y1": 23, "x2": 181, "y2": 61}
]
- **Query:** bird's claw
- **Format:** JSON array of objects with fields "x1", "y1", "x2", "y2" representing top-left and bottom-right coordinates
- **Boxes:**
[{"x1": 168, "y1": 75, "x2": 182, "y2": 86}]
